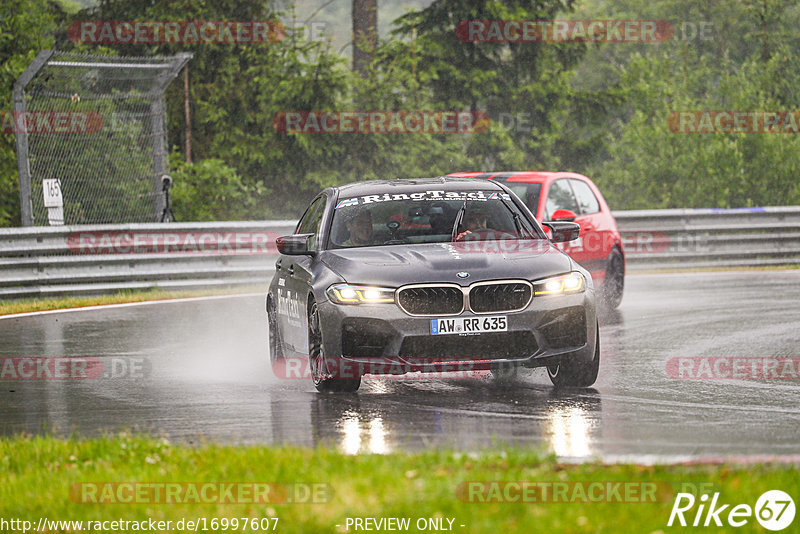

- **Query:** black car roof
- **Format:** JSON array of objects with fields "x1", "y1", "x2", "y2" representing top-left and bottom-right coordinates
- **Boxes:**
[{"x1": 333, "y1": 177, "x2": 505, "y2": 197}]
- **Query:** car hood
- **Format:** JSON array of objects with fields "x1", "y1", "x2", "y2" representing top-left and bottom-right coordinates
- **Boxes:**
[{"x1": 320, "y1": 241, "x2": 574, "y2": 286}]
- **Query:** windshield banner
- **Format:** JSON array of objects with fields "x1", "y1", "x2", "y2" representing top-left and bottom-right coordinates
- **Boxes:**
[{"x1": 335, "y1": 191, "x2": 511, "y2": 209}]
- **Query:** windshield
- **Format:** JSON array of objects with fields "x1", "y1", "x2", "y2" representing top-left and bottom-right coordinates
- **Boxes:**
[
  {"x1": 496, "y1": 182, "x2": 542, "y2": 216},
  {"x1": 329, "y1": 191, "x2": 543, "y2": 249}
]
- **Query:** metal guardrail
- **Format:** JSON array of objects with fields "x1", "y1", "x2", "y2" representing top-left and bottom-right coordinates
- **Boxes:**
[
  {"x1": 0, "y1": 222, "x2": 295, "y2": 298},
  {"x1": 614, "y1": 206, "x2": 800, "y2": 270},
  {"x1": 0, "y1": 207, "x2": 799, "y2": 298}
]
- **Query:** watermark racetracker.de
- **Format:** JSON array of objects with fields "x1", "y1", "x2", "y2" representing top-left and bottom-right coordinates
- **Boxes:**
[
  {"x1": 273, "y1": 356, "x2": 491, "y2": 381},
  {"x1": 68, "y1": 20, "x2": 285, "y2": 44},
  {"x1": 668, "y1": 111, "x2": 800, "y2": 134},
  {"x1": 666, "y1": 357, "x2": 800, "y2": 380},
  {"x1": 66, "y1": 231, "x2": 280, "y2": 255},
  {"x1": 456, "y1": 481, "x2": 675, "y2": 503},
  {"x1": 1, "y1": 111, "x2": 104, "y2": 134},
  {"x1": 0, "y1": 357, "x2": 149, "y2": 380},
  {"x1": 273, "y1": 111, "x2": 491, "y2": 134},
  {"x1": 63, "y1": 229, "x2": 707, "y2": 256},
  {"x1": 70, "y1": 482, "x2": 330, "y2": 504},
  {"x1": 455, "y1": 20, "x2": 674, "y2": 43},
  {"x1": 455, "y1": 20, "x2": 714, "y2": 43}
]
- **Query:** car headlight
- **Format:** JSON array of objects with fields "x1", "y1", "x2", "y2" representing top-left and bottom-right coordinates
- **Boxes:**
[
  {"x1": 327, "y1": 284, "x2": 396, "y2": 305},
  {"x1": 533, "y1": 272, "x2": 585, "y2": 296}
]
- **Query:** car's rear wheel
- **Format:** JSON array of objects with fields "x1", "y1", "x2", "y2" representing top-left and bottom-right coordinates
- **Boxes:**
[
  {"x1": 602, "y1": 248, "x2": 624, "y2": 310},
  {"x1": 547, "y1": 321, "x2": 600, "y2": 388},
  {"x1": 308, "y1": 300, "x2": 361, "y2": 393},
  {"x1": 267, "y1": 296, "x2": 284, "y2": 365}
]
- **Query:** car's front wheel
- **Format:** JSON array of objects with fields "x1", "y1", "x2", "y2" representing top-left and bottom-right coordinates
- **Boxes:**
[
  {"x1": 308, "y1": 299, "x2": 361, "y2": 393},
  {"x1": 547, "y1": 322, "x2": 600, "y2": 388},
  {"x1": 602, "y1": 248, "x2": 624, "y2": 310}
]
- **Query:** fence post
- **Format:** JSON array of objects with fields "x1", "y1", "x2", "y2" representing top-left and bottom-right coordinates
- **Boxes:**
[
  {"x1": 150, "y1": 52, "x2": 192, "y2": 222},
  {"x1": 13, "y1": 50, "x2": 54, "y2": 227},
  {"x1": 150, "y1": 95, "x2": 167, "y2": 221}
]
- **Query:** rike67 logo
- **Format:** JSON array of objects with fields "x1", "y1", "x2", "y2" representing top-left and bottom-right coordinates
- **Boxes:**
[{"x1": 668, "y1": 490, "x2": 795, "y2": 530}]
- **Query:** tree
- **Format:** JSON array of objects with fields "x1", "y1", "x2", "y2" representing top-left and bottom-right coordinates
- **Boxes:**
[
  {"x1": 581, "y1": 0, "x2": 800, "y2": 209},
  {"x1": 391, "y1": 0, "x2": 590, "y2": 170},
  {"x1": 69, "y1": 0, "x2": 354, "y2": 218},
  {"x1": 352, "y1": 0, "x2": 378, "y2": 75},
  {"x1": 0, "y1": 0, "x2": 67, "y2": 226}
]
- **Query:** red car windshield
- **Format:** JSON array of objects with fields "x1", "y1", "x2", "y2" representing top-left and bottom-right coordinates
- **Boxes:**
[{"x1": 491, "y1": 180, "x2": 542, "y2": 216}]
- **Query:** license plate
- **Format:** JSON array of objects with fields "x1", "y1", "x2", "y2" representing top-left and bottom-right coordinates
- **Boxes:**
[{"x1": 430, "y1": 316, "x2": 507, "y2": 335}]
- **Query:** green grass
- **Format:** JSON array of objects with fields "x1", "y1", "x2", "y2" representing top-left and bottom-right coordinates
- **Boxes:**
[
  {"x1": 0, "y1": 287, "x2": 263, "y2": 316},
  {"x1": 1, "y1": 434, "x2": 797, "y2": 533}
]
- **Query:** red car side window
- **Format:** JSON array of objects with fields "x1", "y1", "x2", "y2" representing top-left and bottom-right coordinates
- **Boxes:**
[
  {"x1": 545, "y1": 179, "x2": 580, "y2": 219},
  {"x1": 569, "y1": 179, "x2": 601, "y2": 215}
]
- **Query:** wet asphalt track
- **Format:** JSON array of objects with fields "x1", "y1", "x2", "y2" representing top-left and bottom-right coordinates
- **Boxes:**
[{"x1": 1, "y1": 271, "x2": 799, "y2": 463}]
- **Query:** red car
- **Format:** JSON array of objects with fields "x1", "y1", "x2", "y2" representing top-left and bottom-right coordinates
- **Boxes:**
[{"x1": 448, "y1": 171, "x2": 625, "y2": 309}]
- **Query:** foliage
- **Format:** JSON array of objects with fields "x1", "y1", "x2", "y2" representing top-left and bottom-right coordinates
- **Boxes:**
[
  {"x1": 0, "y1": 0, "x2": 68, "y2": 226},
  {"x1": 2, "y1": 0, "x2": 800, "y2": 226},
  {"x1": 579, "y1": 0, "x2": 800, "y2": 209},
  {"x1": 169, "y1": 154, "x2": 268, "y2": 221},
  {"x1": 392, "y1": 0, "x2": 589, "y2": 170}
]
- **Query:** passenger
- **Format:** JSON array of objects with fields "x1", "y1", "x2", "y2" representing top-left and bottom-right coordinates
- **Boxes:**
[{"x1": 341, "y1": 208, "x2": 374, "y2": 247}]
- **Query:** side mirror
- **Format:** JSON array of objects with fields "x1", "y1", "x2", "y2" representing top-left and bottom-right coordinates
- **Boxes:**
[
  {"x1": 276, "y1": 233, "x2": 315, "y2": 256},
  {"x1": 542, "y1": 222, "x2": 581, "y2": 243},
  {"x1": 551, "y1": 208, "x2": 578, "y2": 222}
]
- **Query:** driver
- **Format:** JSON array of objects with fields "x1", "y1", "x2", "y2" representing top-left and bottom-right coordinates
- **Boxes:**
[
  {"x1": 342, "y1": 208, "x2": 374, "y2": 247},
  {"x1": 455, "y1": 204, "x2": 490, "y2": 240}
]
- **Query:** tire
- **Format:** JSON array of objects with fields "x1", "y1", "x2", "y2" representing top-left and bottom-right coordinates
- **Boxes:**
[
  {"x1": 308, "y1": 300, "x2": 361, "y2": 393},
  {"x1": 267, "y1": 296, "x2": 284, "y2": 365},
  {"x1": 602, "y1": 248, "x2": 624, "y2": 310},
  {"x1": 547, "y1": 321, "x2": 600, "y2": 388}
]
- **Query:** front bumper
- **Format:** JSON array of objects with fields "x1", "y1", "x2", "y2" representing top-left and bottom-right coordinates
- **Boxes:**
[{"x1": 317, "y1": 289, "x2": 597, "y2": 375}]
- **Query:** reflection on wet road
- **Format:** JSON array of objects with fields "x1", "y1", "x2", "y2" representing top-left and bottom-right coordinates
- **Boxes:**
[{"x1": 1, "y1": 271, "x2": 799, "y2": 463}]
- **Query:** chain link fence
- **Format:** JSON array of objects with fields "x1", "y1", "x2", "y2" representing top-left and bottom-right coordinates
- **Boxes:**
[{"x1": 13, "y1": 50, "x2": 191, "y2": 226}]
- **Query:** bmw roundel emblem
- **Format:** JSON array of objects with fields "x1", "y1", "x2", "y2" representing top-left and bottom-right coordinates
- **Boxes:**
[{"x1": 456, "y1": 272, "x2": 470, "y2": 279}]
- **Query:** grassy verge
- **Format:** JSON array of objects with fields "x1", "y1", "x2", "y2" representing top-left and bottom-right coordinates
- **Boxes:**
[
  {"x1": 0, "y1": 287, "x2": 263, "y2": 317},
  {"x1": 1, "y1": 435, "x2": 797, "y2": 533}
]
